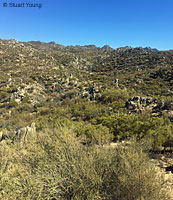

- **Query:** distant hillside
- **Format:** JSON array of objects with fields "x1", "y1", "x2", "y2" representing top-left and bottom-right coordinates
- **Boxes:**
[{"x1": 0, "y1": 38, "x2": 172, "y2": 132}]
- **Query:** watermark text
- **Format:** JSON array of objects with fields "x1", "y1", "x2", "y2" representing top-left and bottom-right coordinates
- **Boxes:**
[{"x1": 2, "y1": 2, "x2": 42, "y2": 8}]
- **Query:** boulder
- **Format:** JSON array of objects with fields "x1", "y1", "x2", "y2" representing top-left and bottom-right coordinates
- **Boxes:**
[
  {"x1": 15, "y1": 122, "x2": 36, "y2": 144},
  {"x1": 126, "y1": 96, "x2": 172, "y2": 116}
]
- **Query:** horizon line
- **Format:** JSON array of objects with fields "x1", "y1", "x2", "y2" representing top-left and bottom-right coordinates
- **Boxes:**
[{"x1": 1, "y1": 37, "x2": 172, "y2": 51}]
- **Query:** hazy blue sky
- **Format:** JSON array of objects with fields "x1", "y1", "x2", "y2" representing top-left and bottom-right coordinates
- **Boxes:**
[{"x1": 0, "y1": 0, "x2": 173, "y2": 50}]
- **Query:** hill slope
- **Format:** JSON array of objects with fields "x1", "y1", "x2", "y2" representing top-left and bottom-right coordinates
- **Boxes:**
[{"x1": 0, "y1": 38, "x2": 172, "y2": 149}]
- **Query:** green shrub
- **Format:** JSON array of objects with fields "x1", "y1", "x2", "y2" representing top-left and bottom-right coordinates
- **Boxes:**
[
  {"x1": 70, "y1": 101, "x2": 106, "y2": 121},
  {"x1": 0, "y1": 91, "x2": 9, "y2": 100},
  {"x1": 93, "y1": 114, "x2": 173, "y2": 149},
  {"x1": 93, "y1": 113, "x2": 140, "y2": 140},
  {"x1": 22, "y1": 95, "x2": 31, "y2": 104},
  {"x1": 8, "y1": 99, "x2": 18, "y2": 108},
  {"x1": 74, "y1": 122, "x2": 113, "y2": 144},
  {"x1": 99, "y1": 88, "x2": 129, "y2": 104},
  {"x1": 144, "y1": 117, "x2": 172, "y2": 150}
]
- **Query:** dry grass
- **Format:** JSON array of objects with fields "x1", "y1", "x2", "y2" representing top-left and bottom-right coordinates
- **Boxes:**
[{"x1": 0, "y1": 127, "x2": 169, "y2": 199}]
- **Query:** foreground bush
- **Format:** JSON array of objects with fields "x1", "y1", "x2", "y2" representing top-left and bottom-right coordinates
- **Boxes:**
[{"x1": 0, "y1": 127, "x2": 168, "y2": 199}]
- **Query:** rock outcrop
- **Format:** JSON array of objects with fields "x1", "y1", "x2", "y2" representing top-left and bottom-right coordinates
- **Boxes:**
[
  {"x1": 126, "y1": 96, "x2": 173, "y2": 118},
  {"x1": 15, "y1": 122, "x2": 36, "y2": 144}
]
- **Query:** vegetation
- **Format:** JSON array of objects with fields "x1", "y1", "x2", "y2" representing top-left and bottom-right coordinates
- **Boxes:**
[
  {"x1": 0, "y1": 39, "x2": 172, "y2": 199},
  {"x1": 0, "y1": 127, "x2": 169, "y2": 199}
]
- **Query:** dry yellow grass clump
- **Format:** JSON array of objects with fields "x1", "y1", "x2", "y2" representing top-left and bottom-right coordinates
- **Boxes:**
[{"x1": 0, "y1": 126, "x2": 169, "y2": 200}]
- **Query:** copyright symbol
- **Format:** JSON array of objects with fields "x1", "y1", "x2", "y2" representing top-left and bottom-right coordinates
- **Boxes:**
[{"x1": 3, "y1": 3, "x2": 8, "y2": 7}]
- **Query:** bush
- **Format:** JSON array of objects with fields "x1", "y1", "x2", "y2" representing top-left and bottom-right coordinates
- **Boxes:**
[
  {"x1": 145, "y1": 117, "x2": 172, "y2": 150},
  {"x1": 74, "y1": 122, "x2": 113, "y2": 144},
  {"x1": 0, "y1": 127, "x2": 168, "y2": 199},
  {"x1": 93, "y1": 113, "x2": 140, "y2": 140},
  {"x1": 93, "y1": 114, "x2": 173, "y2": 150},
  {"x1": 99, "y1": 88, "x2": 129, "y2": 104},
  {"x1": 98, "y1": 88, "x2": 129, "y2": 111},
  {"x1": 97, "y1": 140, "x2": 167, "y2": 200},
  {"x1": 0, "y1": 91, "x2": 9, "y2": 100},
  {"x1": 8, "y1": 99, "x2": 18, "y2": 108},
  {"x1": 70, "y1": 101, "x2": 106, "y2": 121}
]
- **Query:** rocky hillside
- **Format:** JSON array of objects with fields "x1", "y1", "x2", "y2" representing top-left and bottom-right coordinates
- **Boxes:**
[
  {"x1": 0, "y1": 39, "x2": 172, "y2": 99},
  {"x1": 0, "y1": 38, "x2": 172, "y2": 143},
  {"x1": 2, "y1": 37, "x2": 173, "y2": 200}
]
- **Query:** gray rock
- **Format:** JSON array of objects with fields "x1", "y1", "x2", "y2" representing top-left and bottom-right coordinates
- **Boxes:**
[
  {"x1": 125, "y1": 96, "x2": 172, "y2": 115},
  {"x1": 15, "y1": 122, "x2": 36, "y2": 144},
  {"x1": 0, "y1": 131, "x2": 3, "y2": 141}
]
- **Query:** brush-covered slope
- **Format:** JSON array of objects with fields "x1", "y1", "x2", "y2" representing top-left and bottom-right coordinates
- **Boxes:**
[{"x1": 0, "y1": 38, "x2": 172, "y2": 150}]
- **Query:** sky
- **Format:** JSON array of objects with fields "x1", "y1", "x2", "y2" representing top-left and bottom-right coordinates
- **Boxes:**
[{"x1": 0, "y1": 0, "x2": 173, "y2": 50}]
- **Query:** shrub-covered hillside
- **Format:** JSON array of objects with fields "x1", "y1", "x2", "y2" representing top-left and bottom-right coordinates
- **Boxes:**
[
  {"x1": 0, "y1": 38, "x2": 172, "y2": 150},
  {"x1": 0, "y1": 38, "x2": 173, "y2": 199}
]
